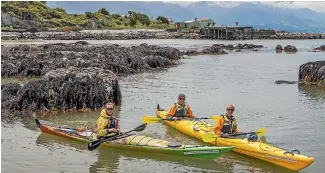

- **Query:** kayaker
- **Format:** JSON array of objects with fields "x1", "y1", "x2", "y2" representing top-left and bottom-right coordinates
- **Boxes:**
[
  {"x1": 96, "y1": 103, "x2": 120, "y2": 138},
  {"x1": 166, "y1": 93, "x2": 195, "y2": 120},
  {"x1": 214, "y1": 104, "x2": 239, "y2": 137}
]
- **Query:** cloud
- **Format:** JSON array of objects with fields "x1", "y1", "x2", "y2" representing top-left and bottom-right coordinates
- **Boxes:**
[{"x1": 163, "y1": 1, "x2": 325, "y2": 12}]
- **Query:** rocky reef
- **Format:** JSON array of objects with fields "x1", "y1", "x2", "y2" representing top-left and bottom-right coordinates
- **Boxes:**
[
  {"x1": 182, "y1": 43, "x2": 264, "y2": 56},
  {"x1": 299, "y1": 61, "x2": 325, "y2": 89},
  {"x1": 1, "y1": 41, "x2": 184, "y2": 115},
  {"x1": 2, "y1": 30, "x2": 325, "y2": 41},
  {"x1": 1, "y1": 67, "x2": 121, "y2": 115},
  {"x1": 1, "y1": 42, "x2": 182, "y2": 77}
]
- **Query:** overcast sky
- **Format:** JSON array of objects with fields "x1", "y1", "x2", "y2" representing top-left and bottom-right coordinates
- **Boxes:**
[{"x1": 164, "y1": 1, "x2": 325, "y2": 12}]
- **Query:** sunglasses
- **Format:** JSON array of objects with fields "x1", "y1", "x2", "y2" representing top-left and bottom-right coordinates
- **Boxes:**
[
  {"x1": 178, "y1": 98, "x2": 185, "y2": 100},
  {"x1": 106, "y1": 108, "x2": 114, "y2": 110},
  {"x1": 227, "y1": 109, "x2": 234, "y2": 111}
]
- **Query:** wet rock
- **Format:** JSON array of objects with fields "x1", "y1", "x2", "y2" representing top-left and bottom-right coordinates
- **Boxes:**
[
  {"x1": 197, "y1": 43, "x2": 263, "y2": 55},
  {"x1": 3, "y1": 67, "x2": 121, "y2": 114},
  {"x1": 201, "y1": 44, "x2": 228, "y2": 55},
  {"x1": 235, "y1": 43, "x2": 263, "y2": 50},
  {"x1": 1, "y1": 42, "x2": 182, "y2": 77},
  {"x1": 284, "y1": 45, "x2": 298, "y2": 53},
  {"x1": 299, "y1": 61, "x2": 325, "y2": 89},
  {"x1": 313, "y1": 45, "x2": 325, "y2": 52},
  {"x1": 181, "y1": 50, "x2": 200, "y2": 56},
  {"x1": 275, "y1": 80, "x2": 297, "y2": 85},
  {"x1": 275, "y1": 44, "x2": 283, "y2": 53},
  {"x1": 1, "y1": 83, "x2": 22, "y2": 109},
  {"x1": 225, "y1": 44, "x2": 235, "y2": 50}
]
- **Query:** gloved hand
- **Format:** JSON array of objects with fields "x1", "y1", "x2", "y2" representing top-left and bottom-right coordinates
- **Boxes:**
[
  {"x1": 221, "y1": 133, "x2": 229, "y2": 138},
  {"x1": 193, "y1": 117, "x2": 200, "y2": 121},
  {"x1": 167, "y1": 117, "x2": 174, "y2": 121}
]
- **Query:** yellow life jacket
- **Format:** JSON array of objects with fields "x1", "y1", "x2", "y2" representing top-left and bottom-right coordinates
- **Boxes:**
[
  {"x1": 221, "y1": 115, "x2": 237, "y2": 134},
  {"x1": 174, "y1": 103, "x2": 189, "y2": 117}
]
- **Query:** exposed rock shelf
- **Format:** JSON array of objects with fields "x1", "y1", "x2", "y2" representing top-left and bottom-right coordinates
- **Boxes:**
[{"x1": 299, "y1": 61, "x2": 325, "y2": 89}]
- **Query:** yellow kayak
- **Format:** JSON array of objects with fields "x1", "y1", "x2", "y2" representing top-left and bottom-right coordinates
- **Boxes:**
[{"x1": 155, "y1": 105, "x2": 314, "y2": 171}]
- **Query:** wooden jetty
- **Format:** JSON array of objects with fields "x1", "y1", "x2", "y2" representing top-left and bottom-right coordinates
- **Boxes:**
[{"x1": 200, "y1": 26, "x2": 254, "y2": 40}]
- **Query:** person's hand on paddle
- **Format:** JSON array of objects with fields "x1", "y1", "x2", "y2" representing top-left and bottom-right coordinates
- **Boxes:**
[
  {"x1": 221, "y1": 133, "x2": 229, "y2": 138},
  {"x1": 107, "y1": 128, "x2": 118, "y2": 133},
  {"x1": 193, "y1": 117, "x2": 200, "y2": 121}
]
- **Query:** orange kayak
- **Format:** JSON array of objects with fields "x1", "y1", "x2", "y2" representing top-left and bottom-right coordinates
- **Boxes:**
[{"x1": 35, "y1": 119, "x2": 234, "y2": 159}]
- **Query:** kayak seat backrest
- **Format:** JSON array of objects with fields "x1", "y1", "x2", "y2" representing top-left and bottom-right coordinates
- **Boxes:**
[{"x1": 126, "y1": 135, "x2": 169, "y2": 147}]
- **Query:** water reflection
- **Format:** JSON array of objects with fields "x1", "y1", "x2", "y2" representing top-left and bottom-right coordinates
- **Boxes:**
[
  {"x1": 298, "y1": 84, "x2": 325, "y2": 100},
  {"x1": 36, "y1": 132, "x2": 230, "y2": 173}
]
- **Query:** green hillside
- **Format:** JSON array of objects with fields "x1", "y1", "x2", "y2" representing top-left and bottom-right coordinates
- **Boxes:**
[{"x1": 1, "y1": 1, "x2": 173, "y2": 29}]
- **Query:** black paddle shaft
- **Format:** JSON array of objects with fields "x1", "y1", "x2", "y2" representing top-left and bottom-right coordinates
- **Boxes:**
[{"x1": 87, "y1": 123, "x2": 147, "y2": 151}]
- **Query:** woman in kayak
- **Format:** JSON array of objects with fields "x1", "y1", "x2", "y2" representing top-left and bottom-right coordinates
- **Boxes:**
[
  {"x1": 214, "y1": 104, "x2": 239, "y2": 137},
  {"x1": 96, "y1": 103, "x2": 120, "y2": 138},
  {"x1": 166, "y1": 93, "x2": 195, "y2": 120}
]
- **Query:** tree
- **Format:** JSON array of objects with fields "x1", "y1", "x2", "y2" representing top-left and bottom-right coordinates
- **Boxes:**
[
  {"x1": 129, "y1": 15, "x2": 137, "y2": 26},
  {"x1": 85, "y1": 12, "x2": 94, "y2": 19},
  {"x1": 156, "y1": 16, "x2": 169, "y2": 24},
  {"x1": 54, "y1": 7, "x2": 66, "y2": 14},
  {"x1": 136, "y1": 13, "x2": 150, "y2": 26},
  {"x1": 98, "y1": 8, "x2": 109, "y2": 15},
  {"x1": 112, "y1": 14, "x2": 121, "y2": 19}
]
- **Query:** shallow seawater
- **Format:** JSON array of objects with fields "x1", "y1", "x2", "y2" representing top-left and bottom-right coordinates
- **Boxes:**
[{"x1": 1, "y1": 39, "x2": 325, "y2": 173}]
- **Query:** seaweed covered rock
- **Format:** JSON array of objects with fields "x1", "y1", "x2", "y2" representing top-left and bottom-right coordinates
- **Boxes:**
[
  {"x1": 312, "y1": 45, "x2": 325, "y2": 52},
  {"x1": 199, "y1": 43, "x2": 263, "y2": 55},
  {"x1": 2, "y1": 67, "x2": 121, "y2": 114},
  {"x1": 284, "y1": 45, "x2": 298, "y2": 53},
  {"x1": 235, "y1": 43, "x2": 263, "y2": 50},
  {"x1": 201, "y1": 44, "x2": 228, "y2": 55},
  {"x1": 275, "y1": 80, "x2": 297, "y2": 85},
  {"x1": 1, "y1": 42, "x2": 182, "y2": 77},
  {"x1": 275, "y1": 44, "x2": 283, "y2": 53},
  {"x1": 299, "y1": 61, "x2": 325, "y2": 88},
  {"x1": 1, "y1": 83, "x2": 22, "y2": 109}
]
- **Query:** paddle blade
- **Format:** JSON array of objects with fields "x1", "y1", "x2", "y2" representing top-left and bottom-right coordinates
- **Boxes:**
[
  {"x1": 87, "y1": 133, "x2": 117, "y2": 151},
  {"x1": 35, "y1": 119, "x2": 41, "y2": 128},
  {"x1": 88, "y1": 140, "x2": 101, "y2": 151},
  {"x1": 134, "y1": 123, "x2": 147, "y2": 132},
  {"x1": 141, "y1": 116, "x2": 161, "y2": 123},
  {"x1": 202, "y1": 133, "x2": 218, "y2": 143},
  {"x1": 208, "y1": 115, "x2": 222, "y2": 120},
  {"x1": 255, "y1": 128, "x2": 267, "y2": 137}
]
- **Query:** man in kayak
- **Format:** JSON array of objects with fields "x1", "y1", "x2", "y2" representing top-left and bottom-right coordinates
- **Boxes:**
[
  {"x1": 214, "y1": 104, "x2": 239, "y2": 137},
  {"x1": 96, "y1": 103, "x2": 120, "y2": 138},
  {"x1": 166, "y1": 93, "x2": 195, "y2": 120}
]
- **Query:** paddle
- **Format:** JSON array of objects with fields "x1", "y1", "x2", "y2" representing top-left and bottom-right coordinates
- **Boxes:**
[
  {"x1": 141, "y1": 115, "x2": 221, "y2": 124},
  {"x1": 87, "y1": 123, "x2": 147, "y2": 151},
  {"x1": 202, "y1": 128, "x2": 267, "y2": 143}
]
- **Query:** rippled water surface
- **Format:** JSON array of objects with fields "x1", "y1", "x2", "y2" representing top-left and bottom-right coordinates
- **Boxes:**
[{"x1": 2, "y1": 39, "x2": 325, "y2": 173}]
